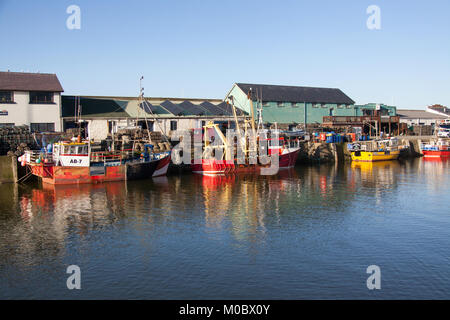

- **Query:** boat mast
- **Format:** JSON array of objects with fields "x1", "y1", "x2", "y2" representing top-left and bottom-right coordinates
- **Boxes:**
[
  {"x1": 139, "y1": 76, "x2": 171, "y2": 144},
  {"x1": 228, "y1": 95, "x2": 247, "y2": 157},
  {"x1": 247, "y1": 89, "x2": 258, "y2": 158},
  {"x1": 138, "y1": 76, "x2": 152, "y2": 143},
  {"x1": 229, "y1": 96, "x2": 242, "y2": 138},
  {"x1": 248, "y1": 89, "x2": 257, "y2": 140}
]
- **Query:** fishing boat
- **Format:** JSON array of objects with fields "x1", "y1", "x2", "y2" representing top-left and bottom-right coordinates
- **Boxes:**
[
  {"x1": 191, "y1": 89, "x2": 300, "y2": 175},
  {"x1": 420, "y1": 139, "x2": 450, "y2": 158},
  {"x1": 18, "y1": 136, "x2": 171, "y2": 185},
  {"x1": 18, "y1": 77, "x2": 172, "y2": 185},
  {"x1": 350, "y1": 138, "x2": 400, "y2": 162}
]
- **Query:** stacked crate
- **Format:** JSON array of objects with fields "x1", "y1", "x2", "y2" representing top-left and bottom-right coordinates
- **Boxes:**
[
  {"x1": 412, "y1": 125, "x2": 432, "y2": 136},
  {"x1": 112, "y1": 129, "x2": 170, "y2": 152}
]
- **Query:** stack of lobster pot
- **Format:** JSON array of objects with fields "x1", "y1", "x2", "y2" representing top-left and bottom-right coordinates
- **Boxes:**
[{"x1": 0, "y1": 126, "x2": 37, "y2": 156}]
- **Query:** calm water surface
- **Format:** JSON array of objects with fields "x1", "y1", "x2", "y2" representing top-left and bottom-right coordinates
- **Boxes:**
[{"x1": 0, "y1": 158, "x2": 449, "y2": 299}]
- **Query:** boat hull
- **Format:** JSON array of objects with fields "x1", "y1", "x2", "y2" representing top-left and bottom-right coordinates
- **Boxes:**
[
  {"x1": 351, "y1": 150, "x2": 400, "y2": 162},
  {"x1": 191, "y1": 148, "x2": 300, "y2": 175},
  {"x1": 30, "y1": 154, "x2": 171, "y2": 185},
  {"x1": 422, "y1": 150, "x2": 450, "y2": 158}
]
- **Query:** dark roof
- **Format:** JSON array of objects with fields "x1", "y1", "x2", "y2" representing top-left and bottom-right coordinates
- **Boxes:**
[
  {"x1": 0, "y1": 71, "x2": 64, "y2": 92},
  {"x1": 235, "y1": 83, "x2": 354, "y2": 105},
  {"x1": 62, "y1": 96, "x2": 129, "y2": 118},
  {"x1": 200, "y1": 101, "x2": 229, "y2": 116},
  {"x1": 216, "y1": 101, "x2": 245, "y2": 116},
  {"x1": 139, "y1": 101, "x2": 171, "y2": 115},
  {"x1": 160, "y1": 100, "x2": 185, "y2": 116},
  {"x1": 177, "y1": 100, "x2": 206, "y2": 116}
]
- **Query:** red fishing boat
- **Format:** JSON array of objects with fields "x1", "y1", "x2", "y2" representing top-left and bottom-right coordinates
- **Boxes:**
[
  {"x1": 191, "y1": 89, "x2": 300, "y2": 175},
  {"x1": 420, "y1": 139, "x2": 450, "y2": 158},
  {"x1": 191, "y1": 140, "x2": 300, "y2": 174},
  {"x1": 18, "y1": 139, "x2": 171, "y2": 185}
]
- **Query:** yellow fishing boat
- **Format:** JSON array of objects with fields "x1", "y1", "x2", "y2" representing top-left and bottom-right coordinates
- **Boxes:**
[
  {"x1": 350, "y1": 138, "x2": 401, "y2": 162},
  {"x1": 351, "y1": 150, "x2": 400, "y2": 162}
]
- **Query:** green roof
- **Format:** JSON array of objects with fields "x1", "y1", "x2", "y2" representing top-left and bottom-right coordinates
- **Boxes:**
[{"x1": 62, "y1": 96, "x2": 130, "y2": 118}]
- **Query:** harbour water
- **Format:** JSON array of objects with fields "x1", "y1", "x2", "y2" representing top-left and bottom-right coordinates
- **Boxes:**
[{"x1": 0, "y1": 158, "x2": 449, "y2": 299}]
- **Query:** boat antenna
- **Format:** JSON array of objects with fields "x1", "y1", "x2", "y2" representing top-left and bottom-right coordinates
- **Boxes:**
[
  {"x1": 257, "y1": 88, "x2": 264, "y2": 131},
  {"x1": 139, "y1": 76, "x2": 170, "y2": 143}
]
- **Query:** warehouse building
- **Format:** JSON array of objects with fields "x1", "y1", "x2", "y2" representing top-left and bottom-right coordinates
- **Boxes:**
[
  {"x1": 224, "y1": 83, "x2": 356, "y2": 127},
  {"x1": 0, "y1": 71, "x2": 64, "y2": 131},
  {"x1": 61, "y1": 95, "x2": 246, "y2": 141},
  {"x1": 397, "y1": 109, "x2": 448, "y2": 126}
]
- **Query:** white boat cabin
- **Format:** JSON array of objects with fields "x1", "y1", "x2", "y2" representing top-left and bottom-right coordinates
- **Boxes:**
[{"x1": 53, "y1": 142, "x2": 90, "y2": 167}]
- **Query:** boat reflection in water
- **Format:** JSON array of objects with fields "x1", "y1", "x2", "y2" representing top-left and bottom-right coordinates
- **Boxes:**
[
  {"x1": 19, "y1": 182, "x2": 128, "y2": 231},
  {"x1": 196, "y1": 169, "x2": 300, "y2": 241},
  {"x1": 350, "y1": 160, "x2": 400, "y2": 186},
  {"x1": 419, "y1": 157, "x2": 450, "y2": 192}
]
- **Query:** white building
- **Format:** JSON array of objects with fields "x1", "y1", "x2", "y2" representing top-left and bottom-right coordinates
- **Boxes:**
[
  {"x1": 0, "y1": 71, "x2": 64, "y2": 131},
  {"x1": 61, "y1": 95, "x2": 247, "y2": 141},
  {"x1": 397, "y1": 109, "x2": 448, "y2": 126}
]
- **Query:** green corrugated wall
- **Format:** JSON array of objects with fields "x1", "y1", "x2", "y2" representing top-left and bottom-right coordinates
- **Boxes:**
[{"x1": 226, "y1": 84, "x2": 358, "y2": 124}]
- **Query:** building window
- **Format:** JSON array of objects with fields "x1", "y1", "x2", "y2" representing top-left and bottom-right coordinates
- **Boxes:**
[
  {"x1": 30, "y1": 123, "x2": 55, "y2": 132},
  {"x1": 147, "y1": 121, "x2": 154, "y2": 131},
  {"x1": 321, "y1": 104, "x2": 327, "y2": 108},
  {"x1": 170, "y1": 120, "x2": 177, "y2": 131},
  {"x1": 337, "y1": 104, "x2": 344, "y2": 109},
  {"x1": 0, "y1": 91, "x2": 13, "y2": 103},
  {"x1": 277, "y1": 102, "x2": 284, "y2": 107},
  {"x1": 29, "y1": 91, "x2": 54, "y2": 104},
  {"x1": 312, "y1": 103, "x2": 319, "y2": 108},
  {"x1": 262, "y1": 102, "x2": 269, "y2": 107},
  {"x1": 292, "y1": 102, "x2": 301, "y2": 108},
  {"x1": 346, "y1": 104, "x2": 352, "y2": 109}
]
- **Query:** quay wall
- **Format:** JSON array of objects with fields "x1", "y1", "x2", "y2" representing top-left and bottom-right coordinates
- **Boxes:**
[
  {"x1": 0, "y1": 156, "x2": 17, "y2": 183},
  {"x1": 0, "y1": 156, "x2": 27, "y2": 183}
]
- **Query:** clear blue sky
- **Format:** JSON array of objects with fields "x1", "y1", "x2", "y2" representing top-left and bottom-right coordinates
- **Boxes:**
[{"x1": 1, "y1": 0, "x2": 449, "y2": 109}]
